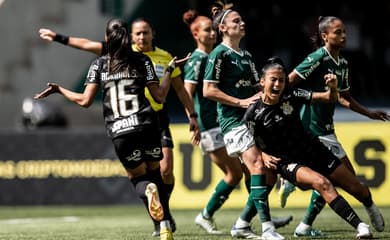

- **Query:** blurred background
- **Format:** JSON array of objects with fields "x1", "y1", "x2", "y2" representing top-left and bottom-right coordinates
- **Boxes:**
[
  {"x1": 0, "y1": 0, "x2": 389, "y2": 129},
  {"x1": 0, "y1": 0, "x2": 389, "y2": 207}
]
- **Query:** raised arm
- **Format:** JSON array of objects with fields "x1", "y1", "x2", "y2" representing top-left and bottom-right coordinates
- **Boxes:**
[
  {"x1": 311, "y1": 73, "x2": 338, "y2": 103},
  {"x1": 39, "y1": 28, "x2": 103, "y2": 55}
]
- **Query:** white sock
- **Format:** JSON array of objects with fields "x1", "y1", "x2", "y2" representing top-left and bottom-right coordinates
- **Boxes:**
[
  {"x1": 234, "y1": 217, "x2": 250, "y2": 228},
  {"x1": 295, "y1": 222, "x2": 311, "y2": 232},
  {"x1": 262, "y1": 221, "x2": 275, "y2": 233},
  {"x1": 160, "y1": 220, "x2": 170, "y2": 229}
]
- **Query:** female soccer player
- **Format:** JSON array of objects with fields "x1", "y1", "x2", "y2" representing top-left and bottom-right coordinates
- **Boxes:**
[
  {"x1": 39, "y1": 18, "x2": 200, "y2": 236},
  {"x1": 35, "y1": 18, "x2": 187, "y2": 240},
  {"x1": 202, "y1": 3, "x2": 284, "y2": 240},
  {"x1": 279, "y1": 16, "x2": 386, "y2": 237},
  {"x1": 182, "y1": 8, "x2": 292, "y2": 238},
  {"x1": 244, "y1": 57, "x2": 374, "y2": 239}
]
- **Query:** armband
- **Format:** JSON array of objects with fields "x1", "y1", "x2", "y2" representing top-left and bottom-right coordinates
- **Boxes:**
[
  {"x1": 53, "y1": 33, "x2": 69, "y2": 45},
  {"x1": 189, "y1": 112, "x2": 198, "y2": 119}
]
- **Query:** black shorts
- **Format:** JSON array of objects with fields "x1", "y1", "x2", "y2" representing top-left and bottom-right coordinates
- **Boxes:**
[
  {"x1": 277, "y1": 139, "x2": 341, "y2": 189},
  {"x1": 157, "y1": 107, "x2": 174, "y2": 148},
  {"x1": 112, "y1": 128, "x2": 163, "y2": 169}
]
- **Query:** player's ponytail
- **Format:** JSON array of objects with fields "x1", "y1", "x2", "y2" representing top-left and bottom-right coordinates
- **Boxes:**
[{"x1": 105, "y1": 18, "x2": 131, "y2": 74}]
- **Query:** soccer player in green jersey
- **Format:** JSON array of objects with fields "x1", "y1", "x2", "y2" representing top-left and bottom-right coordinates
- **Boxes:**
[
  {"x1": 182, "y1": 7, "x2": 292, "y2": 238},
  {"x1": 280, "y1": 16, "x2": 387, "y2": 237},
  {"x1": 202, "y1": 3, "x2": 284, "y2": 240}
]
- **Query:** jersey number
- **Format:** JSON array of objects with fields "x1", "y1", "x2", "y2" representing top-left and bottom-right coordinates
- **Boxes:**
[{"x1": 106, "y1": 80, "x2": 139, "y2": 118}]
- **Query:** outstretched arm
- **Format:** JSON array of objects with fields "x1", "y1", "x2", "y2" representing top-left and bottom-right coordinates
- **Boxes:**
[
  {"x1": 39, "y1": 28, "x2": 103, "y2": 55},
  {"x1": 34, "y1": 82, "x2": 99, "y2": 108},
  {"x1": 339, "y1": 91, "x2": 390, "y2": 121}
]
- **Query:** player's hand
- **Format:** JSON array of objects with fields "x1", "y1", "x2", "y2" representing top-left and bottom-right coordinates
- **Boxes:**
[
  {"x1": 34, "y1": 83, "x2": 59, "y2": 99},
  {"x1": 261, "y1": 152, "x2": 281, "y2": 170},
  {"x1": 324, "y1": 73, "x2": 337, "y2": 90},
  {"x1": 368, "y1": 110, "x2": 390, "y2": 121},
  {"x1": 39, "y1": 28, "x2": 56, "y2": 41},
  {"x1": 189, "y1": 118, "x2": 200, "y2": 145}
]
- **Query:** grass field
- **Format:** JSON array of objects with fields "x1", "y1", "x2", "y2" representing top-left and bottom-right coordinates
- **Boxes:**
[{"x1": 0, "y1": 205, "x2": 389, "y2": 239}]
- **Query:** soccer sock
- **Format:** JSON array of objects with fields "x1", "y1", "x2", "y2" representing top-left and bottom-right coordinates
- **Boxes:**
[
  {"x1": 130, "y1": 174, "x2": 151, "y2": 200},
  {"x1": 302, "y1": 190, "x2": 325, "y2": 226},
  {"x1": 329, "y1": 195, "x2": 362, "y2": 228},
  {"x1": 165, "y1": 182, "x2": 174, "y2": 200},
  {"x1": 238, "y1": 178, "x2": 258, "y2": 223},
  {"x1": 203, "y1": 179, "x2": 235, "y2": 218},
  {"x1": 360, "y1": 191, "x2": 373, "y2": 207},
  {"x1": 250, "y1": 174, "x2": 271, "y2": 223}
]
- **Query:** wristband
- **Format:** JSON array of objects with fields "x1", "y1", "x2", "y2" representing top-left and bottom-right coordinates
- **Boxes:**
[
  {"x1": 53, "y1": 33, "x2": 69, "y2": 45},
  {"x1": 166, "y1": 66, "x2": 174, "y2": 74},
  {"x1": 189, "y1": 112, "x2": 198, "y2": 119}
]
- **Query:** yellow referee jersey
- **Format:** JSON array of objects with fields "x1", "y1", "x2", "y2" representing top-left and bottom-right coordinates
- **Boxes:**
[{"x1": 132, "y1": 44, "x2": 181, "y2": 111}]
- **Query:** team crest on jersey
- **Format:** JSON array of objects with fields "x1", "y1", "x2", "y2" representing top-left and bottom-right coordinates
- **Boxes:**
[{"x1": 280, "y1": 101, "x2": 293, "y2": 115}]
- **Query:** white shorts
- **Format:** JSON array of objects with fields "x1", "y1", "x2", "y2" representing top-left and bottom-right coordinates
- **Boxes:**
[
  {"x1": 318, "y1": 133, "x2": 346, "y2": 159},
  {"x1": 199, "y1": 127, "x2": 225, "y2": 154},
  {"x1": 223, "y1": 124, "x2": 255, "y2": 158}
]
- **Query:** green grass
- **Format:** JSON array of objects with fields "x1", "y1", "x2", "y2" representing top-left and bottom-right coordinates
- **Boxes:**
[{"x1": 0, "y1": 205, "x2": 389, "y2": 239}]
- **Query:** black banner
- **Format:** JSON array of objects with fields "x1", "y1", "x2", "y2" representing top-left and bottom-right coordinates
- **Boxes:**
[{"x1": 0, "y1": 129, "x2": 140, "y2": 205}]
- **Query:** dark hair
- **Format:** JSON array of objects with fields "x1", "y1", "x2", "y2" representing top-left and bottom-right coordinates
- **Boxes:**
[
  {"x1": 310, "y1": 16, "x2": 340, "y2": 49},
  {"x1": 105, "y1": 18, "x2": 131, "y2": 73},
  {"x1": 210, "y1": 0, "x2": 234, "y2": 35},
  {"x1": 182, "y1": 9, "x2": 198, "y2": 26},
  {"x1": 260, "y1": 57, "x2": 287, "y2": 78}
]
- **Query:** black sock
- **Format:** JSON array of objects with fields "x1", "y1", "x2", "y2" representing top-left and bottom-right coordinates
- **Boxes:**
[
  {"x1": 130, "y1": 174, "x2": 151, "y2": 200},
  {"x1": 361, "y1": 191, "x2": 373, "y2": 207},
  {"x1": 329, "y1": 195, "x2": 362, "y2": 228}
]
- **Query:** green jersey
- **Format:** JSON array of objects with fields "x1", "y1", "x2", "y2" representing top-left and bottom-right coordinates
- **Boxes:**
[
  {"x1": 204, "y1": 43, "x2": 259, "y2": 134},
  {"x1": 183, "y1": 49, "x2": 218, "y2": 132},
  {"x1": 294, "y1": 46, "x2": 350, "y2": 136}
]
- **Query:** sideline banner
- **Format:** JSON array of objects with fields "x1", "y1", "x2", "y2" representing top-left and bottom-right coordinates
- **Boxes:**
[
  {"x1": 0, "y1": 122, "x2": 388, "y2": 207},
  {"x1": 169, "y1": 122, "x2": 390, "y2": 208}
]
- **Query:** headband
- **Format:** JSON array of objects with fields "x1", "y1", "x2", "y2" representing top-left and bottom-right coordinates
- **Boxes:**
[{"x1": 220, "y1": 9, "x2": 232, "y2": 24}]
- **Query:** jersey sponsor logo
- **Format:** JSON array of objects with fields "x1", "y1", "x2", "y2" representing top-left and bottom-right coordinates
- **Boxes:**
[
  {"x1": 111, "y1": 115, "x2": 140, "y2": 133},
  {"x1": 126, "y1": 149, "x2": 141, "y2": 162},
  {"x1": 215, "y1": 59, "x2": 222, "y2": 79},
  {"x1": 235, "y1": 79, "x2": 251, "y2": 88},
  {"x1": 146, "y1": 64, "x2": 156, "y2": 80},
  {"x1": 145, "y1": 147, "x2": 162, "y2": 158},
  {"x1": 325, "y1": 124, "x2": 334, "y2": 131},
  {"x1": 303, "y1": 61, "x2": 320, "y2": 78}
]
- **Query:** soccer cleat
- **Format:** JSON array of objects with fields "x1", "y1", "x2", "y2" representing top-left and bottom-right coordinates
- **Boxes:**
[
  {"x1": 262, "y1": 227, "x2": 285, "y2": 240},
  {"x1": 356, "y1": 222, "x2": 373, "y2": 239},
  {"x1": 152, "y1": 218, "x2": 177, "y2": 237},
  {"x1": 271, "y1": 215, "x2": 293, "y2": 229},
  {"x1": 278, "y1": 178, "x2": 296, "y2": 208},
  {"x1": 294, "y1": 227, "x2": 325, "y2": 237},
  {"x1": 194, "y1": 213, "x2": 222, "y2": 234},
  {"x1": 230, "y1": 225, "x2": 262, "y2": 239},
  {"x1": 145, "y1": 183, "x2": 164, "y2": 221},
  {"x1": 365, "y1": 204, "x2": 385, "y2": 232},
  {"x1": 160, "y1": 227, "x2": 174, "y2": 240}
]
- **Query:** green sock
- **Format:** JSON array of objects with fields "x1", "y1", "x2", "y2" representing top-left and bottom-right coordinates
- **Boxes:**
[
  {"x1": 249, "y1": 174, "x2": 271, "y2": 223},
  {"x1": 302, "y1": 190, "x2": 325, "y2": 225},
  {"x1": 203, "y1": 180, "x2": 235, "y2": 218}
]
